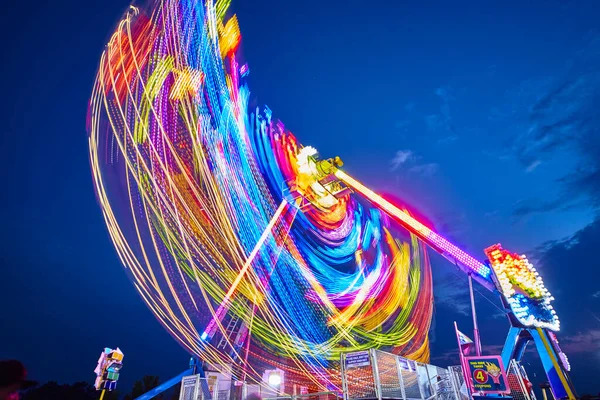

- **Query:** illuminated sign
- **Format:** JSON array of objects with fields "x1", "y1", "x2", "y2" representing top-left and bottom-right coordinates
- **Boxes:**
[{"x1": 485, "y1": 244, "x2": 559, "y2": 331}]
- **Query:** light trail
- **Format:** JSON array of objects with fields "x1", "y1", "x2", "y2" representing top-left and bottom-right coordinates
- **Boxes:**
[
  {"x1": 88, "y1": 1, "x2": 437, "y2": 389},
  {"x1": 202, "y1": 199, "x2": 288, "y2": 340},
  {"x1": 335, "y1": 169, "x2": 493, "y2": 286}
]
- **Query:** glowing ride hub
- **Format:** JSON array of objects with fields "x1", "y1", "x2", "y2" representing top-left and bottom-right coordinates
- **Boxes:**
[{"x1": 87, "y1": 1, "x2": 575, "y2": 399}]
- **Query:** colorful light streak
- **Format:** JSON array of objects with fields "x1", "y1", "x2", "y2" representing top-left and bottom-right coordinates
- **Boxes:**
[
  {"x1": 202, "y1": 199, "x2": 288, "y2": 341},
  {"x1": 334, "y1": 170, "x2": 493, "y2": 286},
  {"x1": 88, "y1": 0, "x2": 435, "y2": 390}
]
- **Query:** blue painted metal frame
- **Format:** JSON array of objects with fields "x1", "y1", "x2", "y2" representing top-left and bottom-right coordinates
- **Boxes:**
[
  {"x1": 135, "y1": 358, "x2": 208, "y2": 400},
  {"x1": 500, "y1": 327, "x2": 576, "y2": 400}
]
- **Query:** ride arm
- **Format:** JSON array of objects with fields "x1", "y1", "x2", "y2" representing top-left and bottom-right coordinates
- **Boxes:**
[{"x1": 334, "y1": 169, "x2": 495, "y2": 291}]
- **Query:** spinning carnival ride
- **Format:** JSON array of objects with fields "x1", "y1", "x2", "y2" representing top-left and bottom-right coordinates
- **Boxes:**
[{"x1": 87, "y1": 1, "x2": 575, "y2": 398}]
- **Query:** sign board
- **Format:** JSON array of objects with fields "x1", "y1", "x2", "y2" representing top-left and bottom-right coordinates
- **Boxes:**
[
  {"x1": 408, "y1": 360, "x2": 417, "y2": 371},
  {"x1": 398, "y1": 358, "x2": 410, "y2": 371},
  {"x1": 182, "y1": 375, "x2": 198, "y2": 387},
  {"x1": 344, "y1": 351, "x2": 371, "y2": 369},
  {"x1": 465, "y1": 356, "x2": 509, "y2": 394},
  {"x1": 180, "y1": 375, "x2": 200, "y2": 400}
]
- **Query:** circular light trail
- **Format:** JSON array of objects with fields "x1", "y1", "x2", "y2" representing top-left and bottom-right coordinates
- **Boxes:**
[{"x1": 88, "y1": 0, "x2": 434, "y2": 390}]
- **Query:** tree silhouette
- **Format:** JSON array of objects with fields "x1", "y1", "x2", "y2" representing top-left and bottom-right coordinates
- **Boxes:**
[
  {"x1": 170, "y1": 382, "x2": 181, "y2": 400},
  {"x1": 21, "y1": 381, "x2": 122, "y2": 400},
  {"x1": 20, "y1": 381, "x2": 108, "y2": 400},
  {"x1": 124, "y1": 375, "x2": 162, "y2": 400}
]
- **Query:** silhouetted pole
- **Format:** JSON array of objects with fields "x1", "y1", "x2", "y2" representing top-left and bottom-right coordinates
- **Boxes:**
[{"x1": 468, "y1": 272, "x2": 483, "y2": 356}]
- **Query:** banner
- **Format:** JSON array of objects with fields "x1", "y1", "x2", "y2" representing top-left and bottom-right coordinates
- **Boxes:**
[
  {"x1": 465, "y1": 356, "x2": 509, "y2": 394},
  {"x1": 457, "y1": 329, "x2": 474, "y2": 356}
]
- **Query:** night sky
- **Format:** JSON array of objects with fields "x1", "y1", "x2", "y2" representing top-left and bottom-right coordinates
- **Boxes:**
[{"x1": 2, "y1": 0, "x2": 599, "y2": 396}]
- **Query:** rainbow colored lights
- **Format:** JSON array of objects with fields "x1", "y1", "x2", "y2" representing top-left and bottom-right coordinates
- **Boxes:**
[
  {"x1": 485, "y1": 244, "x2": 559, "y2": 331},
  {"x1": 87, "y1": 0, "x2": 434, "y2": 391}
]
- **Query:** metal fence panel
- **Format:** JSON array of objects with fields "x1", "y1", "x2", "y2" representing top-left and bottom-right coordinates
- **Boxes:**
[
  {"x1": 434, "y1": 367, "x2": 456, "y2": 400},
  {"x1": 448, "y1": 366, "x2": 469, "y2": 400},
  {"x1": 341, "y1": 350, "x2": 461, "y2": 400},
  {"x1": 506, "y1": 360, "x2": 535, "y2": 400},
  {"x1": 416, "y1": 363, "x2": 433, "y2": 400},
  {"x1": 180, "y1": 375, "x2": 200, "y2": 400},
  {"x1": 342, "y1": 351, "x2": 377, "y2": 400},
  {"x1": 398, "y1": 359, "x2": 422, "y2": 400},
  {"x1": 374, "y1": 350, "x2": 403, "y2": 399}
]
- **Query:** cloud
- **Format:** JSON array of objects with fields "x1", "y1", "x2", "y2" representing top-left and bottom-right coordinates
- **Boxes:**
[
  {"x1": 560, "y1": 329, "x2": 600, "y2": 354},
  {"x1": 425, "y1": 114, "x2": 444, "y2": 131},
  {"x1": 424, "y1": 86, "x2": 458, "y2": 140},
  {"x1": 390, "y1": 150, "x2": 415, "y2": 171},
  {"x1": 431, "y1": 349, "x2": 461, "y2": 365},
  {"x1": 437, "y1": 135, "x2": 458, "y2": 145},
  {"x1": 433, "y1": 271, "x2": 471, "y2": 316},
  {"x1": 531, "y1": 218, "x2": 600, "y2": 336},
  {"x1": 525, "y1": 160, "x2": 541, "y2": 173},
  {"x1": 409, "y1": 163, "x2": 438, "y2": 177},
  {"x1": 390, "y1": 150, "x2": 439, "y2": 176},
  {"x1": 402, "y1": 88, "x2": 459, "y2": 144},
  {"x1": 511, "y1": 198, "x2": 579, "y2": 218},
  {"x1": 508, "y1": 35, "x2": 600, "y2": 216}
]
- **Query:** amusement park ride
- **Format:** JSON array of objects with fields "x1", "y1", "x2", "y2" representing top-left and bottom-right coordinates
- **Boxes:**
[
  {"x1": 87, "y1": 1, "x2": 576, "y2": 399},
  {"x1": 289, "y1": 149, "x2": 575, "y2": 399}
]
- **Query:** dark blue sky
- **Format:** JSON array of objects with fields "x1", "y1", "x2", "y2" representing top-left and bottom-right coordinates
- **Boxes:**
[{"x1": 1, "y1": 0, "x2": 599, "y2": 396}]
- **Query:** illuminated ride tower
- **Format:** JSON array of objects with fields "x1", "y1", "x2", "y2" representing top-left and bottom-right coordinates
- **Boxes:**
[{"x1": 292, "y1": 147, "x2": 575, "y2": 400}]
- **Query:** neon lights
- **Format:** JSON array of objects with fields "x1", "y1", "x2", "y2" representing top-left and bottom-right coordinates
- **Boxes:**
[
  {"x1": 548, "y1": 331, "x2": 570, "y2": 371},
  {"x1": 335, "y1": 170, "x2": 492, "y2": 282},
  {"x1": 485, "y1": 244, "x2": 559, "y2": 331}
]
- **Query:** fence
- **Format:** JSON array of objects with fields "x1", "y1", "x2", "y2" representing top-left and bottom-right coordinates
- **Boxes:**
[
  {"x1": 340, "y1": 350, "x2": 462, "y2": 400},
  {"x1": 506, "y1": 360, "x2": 536, "y2": 400},
  {"x1": 179, "y1": 375, "x2": 231, "y2": 400},
  {"x1": 178, "y1": 376, "x2": 341, "y2": 400},
  {"x1": 179, "y1": 355, "x2": 536, "y2": 400}
]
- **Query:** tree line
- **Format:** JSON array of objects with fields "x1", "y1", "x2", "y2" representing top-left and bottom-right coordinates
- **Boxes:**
[{"x1": 20, "y1": 375, "x2": 180, "y2": 400}]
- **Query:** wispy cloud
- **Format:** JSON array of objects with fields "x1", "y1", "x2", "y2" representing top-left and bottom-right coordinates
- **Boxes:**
[
  {"x1": 560, "y1": 329, "x2": 600, "y2": 354},
  {"x1": 525, "y1": 160, "x2": 542, "y2": 173},
  {"x1": 431, "y1": 349, "x2": 460, "y2": 365},
  {"x1": 424, "y1": 86, "x2": 458, "y2": 139},
  {"x1": 390, "y1": 150, "x2": 415, "y2": 171},
  {"x1": 434, "y1": 277, "x2": 470, "y2": 316},
  {"x1": 506, "y1": 34, "x2": 600, "y2": 216},
  {"x1": 437, "y1": 134, "x2": 459, "y2": 145},
  {"x1": 390, "y1": 150, "x2": 439, "y2": 176},
  {"x1": 409, "y1": 163, "x2": 438, "y2": 176}
]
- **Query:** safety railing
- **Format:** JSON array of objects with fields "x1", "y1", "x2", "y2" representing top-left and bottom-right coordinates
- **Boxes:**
[
  {"x1": 179, "y1": 375, "x2": 231, "y2": 400},
  {"x1": 506, "y1": 360, "x2": 536, "y2": 400},
  {"x1": 340, "y1": 349, "x2": 462, "y2": 400}
]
